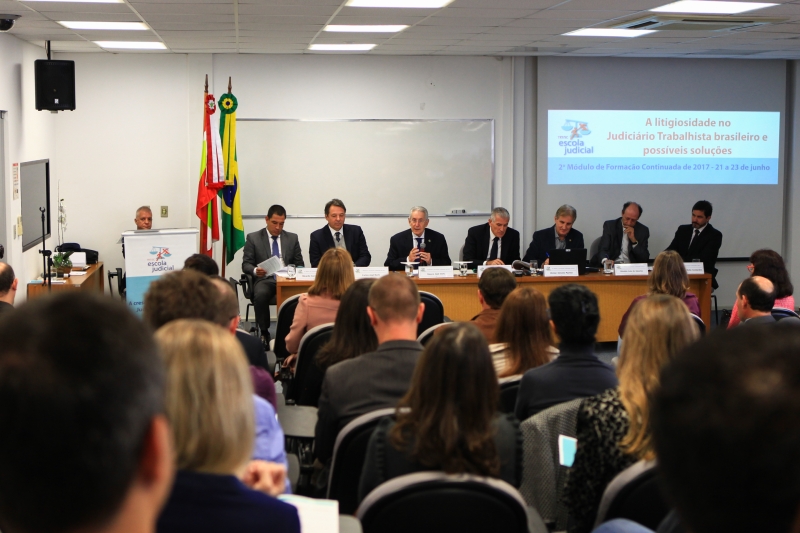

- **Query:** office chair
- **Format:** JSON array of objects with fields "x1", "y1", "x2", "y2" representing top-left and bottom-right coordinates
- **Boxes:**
[
  {"x1": 288, "y1": 322, "x2": 334, "y2": 406},
  {"x1": 594, "y1": 460, "x2": 668, "y2": 531},
  {"x1": 417, "y1": 291, "x2": 445, "y2": 337}
]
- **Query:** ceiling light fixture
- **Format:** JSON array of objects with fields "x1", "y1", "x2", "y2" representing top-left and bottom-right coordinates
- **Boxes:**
[
  {"x1": 324, "y1": 25, "x2": 408, "y2": 32},
  {"x1": 59, "y1": 21, "x2": 148, "y2": 30},
  {"x1": 24, "y1": 0, "x2": 123, "y2": 3},
  {"x1": 94, "y1": 41, "x2": 166, "y2": 49},
  {"x1": 346, "y1": 0, "x2": 454, "y2": 8},
  {"x1": 309, "y1": 44, "x2": 377, "y2": 51},
  {"x1": 650, "y1": 1, "x2": 777, "y2": 14},
  {"x1": 563, "y1": 28, "x2": 657, "y2": 37}
]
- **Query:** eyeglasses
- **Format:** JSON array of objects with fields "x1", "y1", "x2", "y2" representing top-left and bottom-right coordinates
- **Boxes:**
[{"x1": 747, "y1": 263, "x2": 755, "y2": 273}]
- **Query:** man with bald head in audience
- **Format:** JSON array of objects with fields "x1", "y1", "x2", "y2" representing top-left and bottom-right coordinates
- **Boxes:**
[
  {"x1": 736, "y1": 276, "x2": 777, "y2": 325},
  {"x1": 0, "y1": 263, "x2": 18, "y2": 315},
  {"x1": 315, "y1": 274, "x2": 425, "y2": 464}
]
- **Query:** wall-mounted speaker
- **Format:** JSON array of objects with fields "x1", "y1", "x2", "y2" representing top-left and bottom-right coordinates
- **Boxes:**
[{"x1": 34, "y1": 59, "x2": 75, "y2": 111}]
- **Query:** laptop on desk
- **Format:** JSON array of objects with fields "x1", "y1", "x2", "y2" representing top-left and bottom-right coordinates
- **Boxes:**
[{"x1": 548, "y1": 248, "x2": 588, "y2": 275}]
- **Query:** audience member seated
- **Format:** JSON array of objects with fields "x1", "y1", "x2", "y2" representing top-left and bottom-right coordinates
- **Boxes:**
[
  {"x1": 0, "y1": 262, "x2": 18, "y2": 314},
  {"x1": 184, "y1": 253, "x2": 220, "y2": 276},
  {"x1": 563, "y1": 295, "x2": 699, "y2": 533},
  {"x1": 283, "y1": 247, "x2": 355, "y2": 367},
  {"x1": 143, "y1": 271, "x2": 285, "y2": 473},
  {"x1": 618, "y1": 250, "x2": 700, "y2": 337},
  {"x1": 491, "y1": 286, "x2": 558, "y2": 381},
  {"x1": 651, "y1": 325, "x2": 800, "y2": 533},
  {"x1": 155, "y1": 320, "x2": 298, "y2": 533},
  {"x1": 315, "y1": 274, "x2": 425, "y2": 464},
  {"x1": 470, "y1": 267, "x2": 517, "y2": 343},
  {"x1": 735, "y1": 276, "x2": 777, "y2": 326},
  {"x1": 0, "y1": 293, "x2": 173, "y2": 533},
  {"x1": 728, "y1": 248, "x2": 795, "y2": 328},
  {"x1": 515, "y1": 284, "x2": 618, "y2": 421},
  {"x1": 300, "y1": 279, "x2": 378, "y2": 407},
  {"x1": 358, "y1": 322, "x2": 522, "y2": 501}
]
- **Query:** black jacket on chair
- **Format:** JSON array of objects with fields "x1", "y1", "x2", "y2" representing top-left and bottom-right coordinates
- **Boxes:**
[
  {"x1": 523, "y1": 225, "x2": 584, "y2": 266},
  {"x1": 462, "y1": 223, "x2": 521, "y2": 266},
  {"x1": 665, "y1": 223, "x2": 723, "y2": 289}
]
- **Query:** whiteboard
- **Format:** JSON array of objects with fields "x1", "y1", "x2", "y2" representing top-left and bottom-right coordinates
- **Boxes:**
[{"x1": 236, "y1": 119, "x2": 494, "y2": 216}]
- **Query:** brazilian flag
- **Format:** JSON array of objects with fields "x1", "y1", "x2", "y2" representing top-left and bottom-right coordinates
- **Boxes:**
[{"x1": 218, "y1": 92, "x2": 245, "y2": 264}]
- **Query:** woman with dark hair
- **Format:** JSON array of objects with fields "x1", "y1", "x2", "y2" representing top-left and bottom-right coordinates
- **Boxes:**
[
  {"x1": 491, "y1": 286, "x2": 558, "y2": 381},
  {"x1": 728, "y1": 248, "x2": 795, "y2": 328},
  {"x1": 296, "y1": 279, "x2": 378, "y2": 406},
  {"x1": 618, "y1": 250, "x2": 700, "y2": 337},
  {"x1": 357, "y1": 322, "x2": 521, "y2": 501}
]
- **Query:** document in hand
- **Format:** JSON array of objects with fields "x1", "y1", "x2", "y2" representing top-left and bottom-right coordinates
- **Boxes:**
[
  {"x1": 257, "y1": 256, "x2": 283, "y2": 277},
  {"x1": 278, "y1": 494, "x2": 339, "y2": 533}
]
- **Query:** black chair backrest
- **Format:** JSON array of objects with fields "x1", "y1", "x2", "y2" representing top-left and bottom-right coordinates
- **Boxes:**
[
  {"x1": 240, "y1": 272, "x2": 255, "y2": 300},
  {"x1": 603, "y1": 467, "x2": 669, "y2": 530},
  {"x1": 327, "y1": 408, "x2": 396, "y2": 515},
  {"x1": 357, "y1": 473, "x2": 532, "y2": 533},
  {"x1": 273, "y1": 294, "x2": 303, "y2": 361},
  {"x1": 772, "y1": 306, "x2": 800, "y2": 321},
  {"x1": 499, "y1": 380, "x2": 521, "y2": 414},
  {"x1": 417, "y1": 291, "x2": 445, "y2": 337},
  {"x1": 417, "y1": 322, "x2": 448, "y2": 346},
  {"x1": 690, "y1": 313, "x2": 706, "y2": 334},
  {"x1": 290, "y1": 323, "x2": 334, "y2": 406}
]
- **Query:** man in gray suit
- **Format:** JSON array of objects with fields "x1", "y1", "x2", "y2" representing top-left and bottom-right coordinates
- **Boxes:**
[
  {"x1": 314, "y1": 274, "x2": 425, "y2": 464},
  {"x1": 242, "y1": 204, "x2": 305, "y2": 342}
]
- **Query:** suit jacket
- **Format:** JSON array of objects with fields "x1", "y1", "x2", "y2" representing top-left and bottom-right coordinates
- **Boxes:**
[
  {"x1": 242, "y1": 228, "x2": 304, "y2": 285},
  {"x1": 462, "y1": 223, "x2": 521, "y2": 266},
  {"x1": 523, "y1": 225, "x2": 585, "y2": 266},
  {"x1": 384, "y1": 228, "x2": 451, "y2": 271},
  {"x1": 595, "y1": 218, "x2": 650, "y2": 265},
  {"x1": 0, "y1": 301, "x2": 13, "y2": 315},
  {"x1": 309, "y1": 223, "x2": 371, "y2": 267},
  {"x1": 156, "y1": 470, "x2": 300, "y2": 533},
  {"x1": 665, "y1": 223, "x2": 723, "y2": 289},
  {"x1": 743, "y1": 314, "x2": 777, "y2": 326},
  {"x1": 314, "y1": 339, "x2": 423, "y2": 463}
]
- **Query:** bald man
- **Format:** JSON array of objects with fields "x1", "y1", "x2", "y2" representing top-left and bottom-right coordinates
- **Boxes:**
[
  {"x1": 736, "y1": 276, "x2": 776, "y2": 325},
  {"x1": 0, "y1": 263, "x2": 18, "y2": 315}
]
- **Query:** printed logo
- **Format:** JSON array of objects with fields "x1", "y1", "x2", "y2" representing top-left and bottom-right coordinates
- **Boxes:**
[
  {"x1": 147, "y1": 246, "x2": 176, "y2": 273},
  {"x1": 561, "y1": 119, "x2": 591, "y2": 140},
  {"x1": 149, "y1": 247, "x2": 172, "y2": 261},
  {"x1": 557, "y1": 119, "x2": 594, "y2": 155}
]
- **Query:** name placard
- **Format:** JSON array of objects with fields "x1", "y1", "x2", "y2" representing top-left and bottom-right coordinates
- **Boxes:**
[
  {"x1": 295, "y1": 268, "x2": 317, "y2": 281},
  {"x1": 544, "y1": 265, "x2": 579, "y2": 277},
  {"x1": 614, "y1": 263, "x2": 649, "y2": 276},
  {"x1": 419, "y1": 266, "x2": 455, "y2": 279},
  {"x1": 354, "y1": 266, "x2": 389, "y2": 279},
  {"x1": 684, "y1": 262, "x2": 705, "y2": 275},
  {"x1": 477, "y1": 264, "x2": 514, "y2": 278}
]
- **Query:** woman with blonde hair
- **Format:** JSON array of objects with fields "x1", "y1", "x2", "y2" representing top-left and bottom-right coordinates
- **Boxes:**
[
  {"x1": 564, "y1": 295, "x2": 699, "y2": 533},
  {"x1": 284, "y1": 247, "x2": 355, "y2": 357},
  {"x1": 618, "y1": 250, "x2": 700, "y2": 337},
  {"x1": 155, "y1": 319, "x2": 300, "y2": 533},
  {"x1": 491, "y1": 286, "x2": 558, "y2": 380}
]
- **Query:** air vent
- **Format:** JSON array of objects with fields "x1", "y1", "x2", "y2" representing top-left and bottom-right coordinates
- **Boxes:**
[{"x1": 614, "y1": 14, "x2": 784, "y2": 32}]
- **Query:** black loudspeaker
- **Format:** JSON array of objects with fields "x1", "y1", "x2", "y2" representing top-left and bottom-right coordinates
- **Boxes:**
[{"x1": 34, "y1": 59, "x2": 75, "y2": 111}]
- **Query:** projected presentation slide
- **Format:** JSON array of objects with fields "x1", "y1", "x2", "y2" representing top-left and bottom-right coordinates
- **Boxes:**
[{"x1": 548, "y1": 110, "x2": 780, "y2": 185}]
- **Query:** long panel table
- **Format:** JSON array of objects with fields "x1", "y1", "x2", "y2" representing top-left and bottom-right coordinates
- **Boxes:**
[
  {"x1": 27, "y1": 262, "x2": 105, "y2": 300},
  {"x1": 276, "y1": 272, "x2": 712, "y2": 343}
]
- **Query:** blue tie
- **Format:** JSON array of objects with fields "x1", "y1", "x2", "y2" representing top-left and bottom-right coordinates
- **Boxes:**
[
  {"x1": 416, "y1": 237, "x2": 422, "y2": 249},
  {"x1": 271, "y1": 236, "x2": 279, "y2": 259}
]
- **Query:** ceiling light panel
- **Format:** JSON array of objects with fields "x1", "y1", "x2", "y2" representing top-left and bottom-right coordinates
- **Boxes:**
[
  {"x1": 94, "y1": 40, "x2": 166, "y2": 49},
  {"x1": 309, "y1": 43, "x2": 377, "y2": 50},
  {"x1": 564, "y1": 28, "x2": 658, "y2": 37},
  {"x1": 650, "y1": 1, "x2": 777, "y2": 14},
  {"x1": 58, "y1": 21, "x2": 148, "y2": 30},
  {"x1": 346, "y1": 0, "x2": 455, "y2": 8},
  {"x1": 325, "y1": 24, "x2": 408, "y2": 32}
]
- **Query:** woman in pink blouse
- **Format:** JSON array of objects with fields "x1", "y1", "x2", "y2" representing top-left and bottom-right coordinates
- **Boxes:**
[
  {"x1": 728, "y1": 248, "x2": 795, "y2": 328},
  {"x1": 284, "y1": 248, "x2": 355, "y2": 357}
]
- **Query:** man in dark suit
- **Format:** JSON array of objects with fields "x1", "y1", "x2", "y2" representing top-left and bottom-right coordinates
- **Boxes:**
[
  {"x1": 595, "y1": 201, "x2": 650, "y2": 266},
  {"x1": 0, "y1": 263, "x2": 17, "y2": 315},
  {"x1": 309, "y1": 198, "x2": 371, "y2": 268},
  {"x1": 523, "y1": 204, "x2": 584, "y2": 266},
  {"x1": 666, "y1": 200, "x2": 723, "y2": 289},
  {"x1": 242, "y1": 204, "x2": 305, "y2": 341},
  {"x1": 462, "y1": 207, "x2": 521, "y2": 267},
  {"x1": 385, "y1": 206, "x2": 451, "y2": 271},
  {"x1": 315, "y1": 274, "x2": 424, "y2": 463}
]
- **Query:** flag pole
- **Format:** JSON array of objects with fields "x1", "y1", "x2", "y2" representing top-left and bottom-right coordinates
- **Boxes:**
[
  {"x1": 220, "y1": 76, "x2": 232, "y2": 277},
  {"x1": 199, "y1": 74, "x2": 208, "y2": 254}
]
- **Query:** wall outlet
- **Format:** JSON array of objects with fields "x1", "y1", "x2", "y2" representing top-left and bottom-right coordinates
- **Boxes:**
[
  {"x1": 16, "y1": 216, "x2": 22, "y2": 237},
  {"x1": 160, "y1": 206, "x2": 168, "y2": 217}
]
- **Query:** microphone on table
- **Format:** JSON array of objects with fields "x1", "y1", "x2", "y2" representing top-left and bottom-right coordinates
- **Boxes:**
[{"x1": 512, "y1": 260, "x2": 532, "y2": 271}]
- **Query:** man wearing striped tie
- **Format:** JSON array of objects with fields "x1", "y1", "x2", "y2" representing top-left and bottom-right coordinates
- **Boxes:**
[
  {"x1": 665, "y1": 200, "x2": 723, "y2": 290},
  {"x1": 385, "y1": 206, "x2": 451, "y2": 271}
]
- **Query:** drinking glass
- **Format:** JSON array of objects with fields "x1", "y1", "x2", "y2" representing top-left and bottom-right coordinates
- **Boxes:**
[
  {"x1": 603, "y1": 258, "x2": 614, "y2": 275},
  {"x1": 287, "y1": 264, "x2": 296, "y2": 280},
  {"x1": 459, "y1": 263, "x2": 469, "y2": 277},
  {"x1": 405, "y1": 263, "x2": 414, "y2": 277},
  {"x1": 531, "y1": 260, "x2": 538, "y2": 276}
]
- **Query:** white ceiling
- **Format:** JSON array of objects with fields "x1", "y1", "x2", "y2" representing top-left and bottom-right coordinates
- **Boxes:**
[{"x1": 4, "y1": 0, "x2": 800, "y2": 58}]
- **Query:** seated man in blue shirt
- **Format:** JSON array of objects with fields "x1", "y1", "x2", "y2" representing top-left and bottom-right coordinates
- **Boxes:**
[{"x1": 515, "y1": 284, "x2": 618, "y2": 421}]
